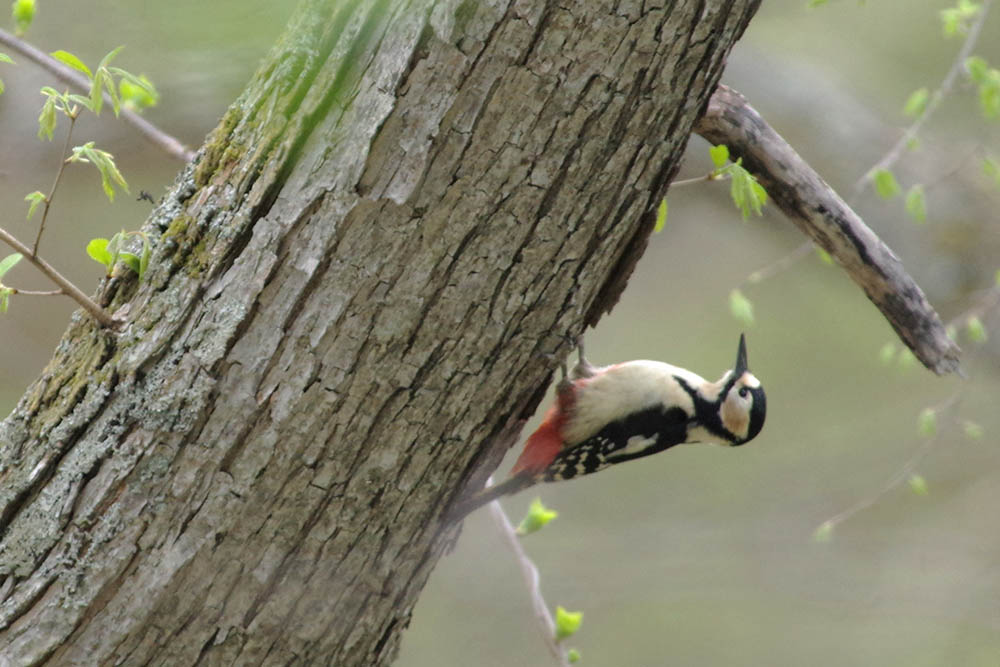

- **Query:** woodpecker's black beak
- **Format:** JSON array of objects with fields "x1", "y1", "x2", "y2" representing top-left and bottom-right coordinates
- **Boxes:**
[{"x1": 733, "y1": 333, "x2": 749, "y2": 376}]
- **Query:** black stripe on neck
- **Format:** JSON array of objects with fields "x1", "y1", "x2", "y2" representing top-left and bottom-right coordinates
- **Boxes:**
[{"x1": 674, "y1": 375, "x2": 737, "y2": 442}]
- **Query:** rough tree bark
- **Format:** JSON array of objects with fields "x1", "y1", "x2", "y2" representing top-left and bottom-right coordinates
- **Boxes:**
[{"x1": 0, "y1": 0, "x2": 760, "y2": 664}]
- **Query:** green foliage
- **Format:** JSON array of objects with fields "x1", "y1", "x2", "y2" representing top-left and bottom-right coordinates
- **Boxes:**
[
  {"x1": 728, "y1": 288, "x2": 754, "y2": 326},
  {"x1": 983, "y1": 156, "x2": 1000, "y2": 188},
  {"x1": 67, "y1": 142, "x2": 129, "y2": 201},
  {"x1": 37, "y1": 92, "x2": 58, "y2": 140},
  {"x1": 87, "y1": 230, "x2": 150, "y2": 279},
  {"x1": 516, "y1": 498, "x2": 558, "y2": 536},
  {"x1": 51, "y1": 50, "x2": 92, "y2": 78},
  {"x1": 965, "y1": 56, "x2": 1000, "y2": 119},
  {"x1": 907, "y1": 474, "x2": 929, "y2": 496},
  {"x1": 709, "y1": 144, "x2": 730, "y2": 168},
  {"x1": 902, "y1": 87, "x2": 930, "y2": 117},
  {"x1": 0, "y1": 52, "x2": 12, "y2": 96},
  {"x1": 24, "y1": 191, "x2": 45, "y2": 220},
  {"x1": 0, "y1": 253, "x2": 23, "y2": 313},
  {"x1": 11, "y1": 0, "x2": 35, "y2": 36},
  {"x1": 897, "y1": 346, "x2": 918, "y2": 370},
  {"x1": 654, "y1": 197, "x2": 668, "y2": 233},
  {"x1": 728, "y1": 161, "x2": 768, "y2": 219},
  {"x1": 878, "y1": 342, "x2": 896, "y2": 366},
  {"x1": 119, "y1": 73, "x2": 159, "y2": 111},
  {"x1": 567, "y1": 648, "x2": 581, "y2": 663},
  {"x1": 815, "y1": 247, "x2": 834, "y2": 266},
  {"x1": 917, "y1": 408, "x2": 937, "y2": 437},
  {"x1": 812, "y1": 520, "x2": 834, "y2": 543},
  {"x1": 871, "y1": 168, "x2": 900, "y2": 199},
  {"x1": 965, "y1": 315, "x2": 987, "y2": 342},
  {"x1": 904, "y1": 184, "x2": 927, "y2": 223},
  {"x1": 940, "y1": 0, "x2": 981, "y2": 37},
  {"x1": 554, "y1": 606, "x2": 583, "y2": 640},
  {"x1": 962, "y1": 420, "x2": 984, "y2": 440}
]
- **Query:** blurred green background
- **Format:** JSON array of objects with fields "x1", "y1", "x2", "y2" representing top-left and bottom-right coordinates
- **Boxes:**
[{"x1": 2, "y1": 1, "x2": 999, "y2": 666}]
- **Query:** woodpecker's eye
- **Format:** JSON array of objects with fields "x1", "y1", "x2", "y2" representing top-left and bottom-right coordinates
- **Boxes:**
[{"x1": 738, "y1": 387, "x2": 749, "y2": 398}]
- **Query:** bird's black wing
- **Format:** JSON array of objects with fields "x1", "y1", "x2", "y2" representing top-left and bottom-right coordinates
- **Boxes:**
[{"x1": 543, "y1": 405, "x2": 691, "y2": 481}]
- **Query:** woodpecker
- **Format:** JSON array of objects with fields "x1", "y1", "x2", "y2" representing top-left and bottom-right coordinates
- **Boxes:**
[{"x1": 453, "y1": 335, "x2": 766, "y2": 518}]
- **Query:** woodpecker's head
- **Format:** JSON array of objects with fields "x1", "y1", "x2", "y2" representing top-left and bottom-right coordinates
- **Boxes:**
[{"x1": 717, "y1": 334, "x2": 766, "y2": 446}]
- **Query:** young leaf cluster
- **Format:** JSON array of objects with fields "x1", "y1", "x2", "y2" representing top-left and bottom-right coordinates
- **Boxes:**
[
  {"x1": 940, "y1": 0, "x2": 982, "y2": 37},
  {"x1": 0, "y1": 253, "x2": 23, "y2": 313},
  {"x1": 965, "y1": 56, "x2": 1000, "y2": 119},
  {"x1": 0, "y1": 52, "x2": 13, "y2": 95},
  {"x1": 708, "y1": 144, "x2": 769, "y2": 219},
  {"x1": 67, "y1": 142, "x2": 129, "y2": 202},
  {"x1": 87, "y1": 231, "x2": 151, "y2": 280}
]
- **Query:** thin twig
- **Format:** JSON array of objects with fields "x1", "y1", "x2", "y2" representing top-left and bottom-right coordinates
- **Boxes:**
[
  {"x1": 486, "y1": 478, "x2": 571, "y2": 667},
  {"x1": 671, "y1": 173, "x2": 719, "y2": 187},
  {"x1": 9, "y1": 288, "x2": 64, "y2": 296},
  {"x1": 850, "y1": 0, "x2": 993, "y2": 200},
  {"x1": 743, "y1": 241, "x2": 813, "y2": 286},
  {"x1": 0, "y1": 27, "x2": 194, "y2": 163},
  {"x1": 816, "y1": 393, "x2": 961, "y2": 535},
  {"x1": 33, "y1": 114, "x2": 76, "y2": 256},
  {"x1": 0, "y1": 226, "x2": 115, "y2": 327}
]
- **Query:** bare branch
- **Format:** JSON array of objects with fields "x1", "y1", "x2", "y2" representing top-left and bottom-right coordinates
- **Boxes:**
[
  {"x1": 0, "y1": 27, "x2": 194, "y2": 163},
  {"x1": 694, "y1": 85, "x2": 961, "y2": 375},
  {"x1": 487, "y1": 484, "x2": 571, "y2": 667},
  {"x1": 0, "y1": 226, "x2": 115, "y2": 327}
]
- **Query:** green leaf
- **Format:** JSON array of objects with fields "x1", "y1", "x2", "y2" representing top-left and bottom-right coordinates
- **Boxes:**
[
  {"x1": 902, "y1": 87, "x2": 930, "y2": 117},
  {"x1": 554, "y1": 606, "x2": 583, "y2": 640},
  {"x1": 983, "y1": 156, "x2": 1000, "y2": 187},
  {"x1": 0, "y1": 53, "x2": 13, "y2": 64},
  {"x1": 904, "y1": 184, "x2": 927, "y2": 223},
  {"x1": 86, "y1": 238, "x2": 113, "y2": 273},
  {"x1": 809, "y1": 0, "x2": 829, "y2": 6},
  {"x1": 114, "y1": 69, "x2": 159, "y2": 110},
  {"x1": 871, "y1": 168, "x2": 900, "y2": 199},
  {"x1": 69, "y1": 142, "x2": 129, "y2": 201},
  {"x1": 962, "y1": 420, "x2": 984, "y2": 440},
  {"x1": 11, "y1": 0, "x2": 35, "y2": 36},
  {"x1": 50, "y1": 50, "x2": 92, "y2": 79},
  {"x1": 812, "y1": 521, "x2": 834, "y2": 543},
  {"x1": 516, "y1": 498, "x2": 558, "y2": 536},
  {"x1": 941, "y1": 1, "x2": 981, "y2": 37},
  {"x1": 0, "y1": 253, "x2": 23, "y2": 280},
  {"x1": 24, "y1": 190, "x2": 46, "y2": 220},
  {"x1": 567, "y1": 648, "x2": 581, "y2": 663},
  {"x1": 908, "y1": 474, "x2": 929, "y2": 496},
  {"x1": 0, "y1": 287, "x2": 12, "y2": 313},
  {"x1": 995, "y1": 268, "x2": 1000, "y2": 286},
  {"x1": 654, "y1": 197, "x2": 668, "y2": 233},
  {"x1": 728, "y1": 288, "x2": 754, "y2": 326},
  {"x1": 815, "y1": 247, "x2": 834, "y2": 266},
  {"x1": 709, "y1": 144, "x2": 729, "y2": 168},
  {"x1": 728, "y1": 161, "x2": 767, "y2": 218},
  {"x1": 917, "y1": 408, "x2": 937, "y2": 437},
  {"x1": 37, "y1": 94, "x2": 57, "y2": 140},
  {"x1": 897, "y1": 347, "x2": 917, "y2": 370},
  {"x1": 965, "y1": 56, "x2": 989, "y2": 84},
  {"x1": 966, "y1": 315, "x2": 987, "y2": 342},
  {"x1": 119, "y1": 252, "x2": 141, "y2": 275},
  {"x1": 878, "y1": 342, "x2": 896, "y2": 366}
]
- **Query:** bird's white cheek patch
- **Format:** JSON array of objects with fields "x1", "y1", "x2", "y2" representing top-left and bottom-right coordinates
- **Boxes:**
[
  {"x1": 741, "y1": 372, "x2": 761, "y2": 388},
  {"x1": 721, "y1": 399, "x2": 750, "y2": 439}
]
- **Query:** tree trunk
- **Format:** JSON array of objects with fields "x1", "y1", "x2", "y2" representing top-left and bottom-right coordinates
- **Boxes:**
[{"x1": 0, "y1": 0, "x2": 759, "y2": 664}]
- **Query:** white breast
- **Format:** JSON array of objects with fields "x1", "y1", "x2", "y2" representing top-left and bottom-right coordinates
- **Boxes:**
[{"x1": 563, "y1": 361, "x2": 706, "y2": 445}]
